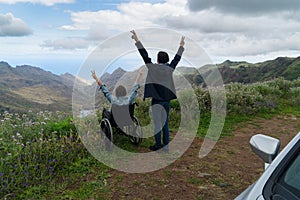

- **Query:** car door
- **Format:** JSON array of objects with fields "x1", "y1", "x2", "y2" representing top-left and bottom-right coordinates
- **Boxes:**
[{"x1": 263, "y1": 139, "x2": 300, "y2": 200}]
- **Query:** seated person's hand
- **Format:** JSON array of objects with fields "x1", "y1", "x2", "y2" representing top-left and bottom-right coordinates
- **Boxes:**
[
  {"x1": 91, "y1": 70, "x2": 97, "y2": 80},
  {"x1": 138, "y1": 67, "x2": 144, "y2": 74}
]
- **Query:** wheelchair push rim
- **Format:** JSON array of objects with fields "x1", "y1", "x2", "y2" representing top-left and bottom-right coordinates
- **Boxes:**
[
  {"x1": 100, "y1": 118, "x2": 113, "y2": 150},
  {"x1": 129, "y1": 116, "x2": 143, "y2": 145}
]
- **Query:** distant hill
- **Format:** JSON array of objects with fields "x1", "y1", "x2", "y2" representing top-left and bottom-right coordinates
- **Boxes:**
[
  {"x1": 100, "y1": 67, "x2": 127, "y2": 91},
  {"x1": 1, "y1": 56, "x2": 300, "y2": 113},
  {"x1": 0, "y1": 62, "x2": 88, "y2": 113},
  {"x1": 185, "y1": 56, "x2": 300, "y2": 85}
]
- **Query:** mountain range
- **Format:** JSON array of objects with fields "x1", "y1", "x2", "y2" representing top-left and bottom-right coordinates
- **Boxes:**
[
  {"x1": 0, "y1": 61, "x2": 88, "y2": 113},
  {"x1": 185, "y1": 56, "x2": 300, "y2": 86},
  {"x1": 1, "y1": 56, "x2": 299, "y2": 113}
]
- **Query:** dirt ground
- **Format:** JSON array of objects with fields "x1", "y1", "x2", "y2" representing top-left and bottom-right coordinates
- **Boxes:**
[{"x1": 107, "y1": 115, "x2": 300, "y2": 200}]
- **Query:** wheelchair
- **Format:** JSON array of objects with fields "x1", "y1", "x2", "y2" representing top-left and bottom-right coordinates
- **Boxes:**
[{"x1": 99, "y1": 102, "x2": 143, "y2": 149}]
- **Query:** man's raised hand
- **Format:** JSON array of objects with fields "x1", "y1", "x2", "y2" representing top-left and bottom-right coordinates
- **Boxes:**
[
  {"x1": 131, "y1": 30, "x2": 139, "y2": 42},
  {"x1": 180, "y1": 36, "x2": 185, "y2": 47}
]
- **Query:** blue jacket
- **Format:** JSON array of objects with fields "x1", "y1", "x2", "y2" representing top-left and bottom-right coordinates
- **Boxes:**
[
  {"x1": 99, "y1": 83, "x2": 140, "y2": 105},
  {"x1": 135, "y1": 41, "x2": 184, "y2": 101}
]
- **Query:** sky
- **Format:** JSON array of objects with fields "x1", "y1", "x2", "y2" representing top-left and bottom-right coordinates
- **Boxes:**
[{"x1": 1, "y1": 0, "x2": 300, "y2": 76}]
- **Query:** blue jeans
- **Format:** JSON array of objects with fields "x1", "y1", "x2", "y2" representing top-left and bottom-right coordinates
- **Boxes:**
[{"x1": 151, "y1": 99, "x2": 170, "y2": 148}]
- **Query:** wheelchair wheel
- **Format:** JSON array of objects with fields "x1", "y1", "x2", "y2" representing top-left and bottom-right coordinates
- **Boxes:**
[
  {"x1": 100, "y1": 118, "x2": 113, "y2": 150},
  {"x1": 129, "y1": 116, "x2": 143, "y2": 145}
]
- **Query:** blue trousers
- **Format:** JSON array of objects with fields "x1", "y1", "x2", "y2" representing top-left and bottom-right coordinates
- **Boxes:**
[{"x1": 151, "y1": 99, "x2": 170, "y2": 147}]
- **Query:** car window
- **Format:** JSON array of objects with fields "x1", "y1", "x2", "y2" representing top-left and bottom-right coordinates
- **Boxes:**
[
  {"x1": 263, "y1": 139, "x2": 300, "y2": 200},
  {"x1": 282, "y1": 152, "x2": 300, "y2": 192}
]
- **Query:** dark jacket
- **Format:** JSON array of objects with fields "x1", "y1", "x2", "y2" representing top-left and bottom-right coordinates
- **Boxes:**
[{"x1": 135, "y1": 41, "x2": 184, "y2": 101}]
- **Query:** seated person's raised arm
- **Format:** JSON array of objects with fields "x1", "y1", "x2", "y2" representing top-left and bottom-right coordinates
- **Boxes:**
[{"x1": 91, "y1": 70, "x2": 112, "y2": 103}]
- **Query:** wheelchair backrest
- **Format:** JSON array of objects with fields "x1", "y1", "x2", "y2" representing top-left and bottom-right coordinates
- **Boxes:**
[{"x1": 111, "y1": 103, "x2": 135, "y2": 127}]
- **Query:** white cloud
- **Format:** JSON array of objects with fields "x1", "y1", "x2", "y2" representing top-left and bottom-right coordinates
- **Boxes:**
[
  {"x1": 187, "y1": 0, "x2": 300, "y2": 15},
  {"x1": 41, "y1": 37, "x2": 90, "y2": 50},
  {"x1": 61, "y1": 0, "x2": 187, "y2": 33},
  {"x1": 0, "y1": 13, "x2": 32, "y2": 36},
  {"x1": 203, "y1": 33, "x2": 300, "y2": 57},
  {"x1": 0, "y1": 0, "x2": 74, "y2": 6},
  {"x1": 57, "y1": 0, "x2": 188, "y2": 48},
  {"x1": 162, "y1": 10, "x2": 300, "y2": 36},
  {"x1": 57, "y1": 0, "x2": 300, "y2": 58}
]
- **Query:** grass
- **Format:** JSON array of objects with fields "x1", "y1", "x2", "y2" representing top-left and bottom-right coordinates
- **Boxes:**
[
  {"x1": 163, "y1": 169, "x2": 172, "y2": 177},
  {"x1": 112, "y1": 134, "x2": 140, "y2": 152},
  {"x1": 195, "y1": 194, "x2": 205, "y2": 200},
  {"x1": 19, "y1": 156, "x2": 111, "y2": 200},
  {"x1": 1, "y1": 107, "x2": 298, "y2": 200},
  {"x1": 2, "y1": 78, "x2": 300, "y2": 199},
  {"x1": 115, "y1": 174, "x2": 124, "y2": 182},
  {"x1": 15, "y1": 129, "x2": 155, "y2": 199},
  {"x1": 211, "y1": 178, "x2": 228, "y2": 187},
  {"x1": 188, "y1": 177, "x2": 204, "y2": 185},
  {"x1": 13, "y1": 85, "x2": 67, "y2": 104},
  {"x1": 23, "y1": 108, "x2": 300, "y2": 199},
  {"x1": 294, "y1": 124, "x2": 300, "y2": 130},
  {"x1": 197, "y1": 104, "x2": 300, "y2": 140},
  {"x1": 197, "y1": 113, "x2": 252, "y2": 138}
]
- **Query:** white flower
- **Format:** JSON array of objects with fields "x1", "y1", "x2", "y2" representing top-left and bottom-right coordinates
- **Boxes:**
[{"x1": 18, "y1": 134, "x2": 23, "y2": 139}]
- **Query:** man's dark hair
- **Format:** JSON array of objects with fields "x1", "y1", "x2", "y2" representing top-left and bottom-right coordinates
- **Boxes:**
[
  {"x1": 115, "y1": 85, "x2": 127, "y2": 97},
  {"x1": 157, "y1": 51, "x2": 169, "y2": 64}
]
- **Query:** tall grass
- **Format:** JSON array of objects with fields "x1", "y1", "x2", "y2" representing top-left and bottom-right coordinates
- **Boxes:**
[{"x1": 0, "y1": 111, "x2": 89, "y2": 198}]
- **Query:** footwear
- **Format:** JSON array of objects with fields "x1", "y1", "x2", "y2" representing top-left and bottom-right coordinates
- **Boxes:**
[
  {"x1": 149, "y1": 144, "x2": 163, "y2": 151},
  {"x1": 161, "y1": 146, "x2": 169, "y2": 153}
]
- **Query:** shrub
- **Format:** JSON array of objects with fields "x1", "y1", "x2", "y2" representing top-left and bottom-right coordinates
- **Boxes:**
[
  {"x1": 0, "y1": 111, "x2": 88, "y2": 198},
  {"x1": 194, "y1": 88, "x2": 211, "y2": 113},
  {"x1": 133, "y1": 98, "x2": 151, "y2": 126},
  {"x1": 226, "y1": 83, "x2": 264, "y2": 114}
]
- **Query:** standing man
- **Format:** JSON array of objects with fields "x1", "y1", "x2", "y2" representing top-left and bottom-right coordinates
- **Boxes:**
[{"x1": 131, "y1": 30, "x2": 185, "y2": 151}]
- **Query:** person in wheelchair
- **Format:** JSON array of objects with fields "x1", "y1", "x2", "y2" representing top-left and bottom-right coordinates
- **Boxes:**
[
  {"x1": 91, "y1": 68, "x2": 143, "y2": 106},
  {"x1": 91, "y1": 68, "x2": 144, "y2": 146}
]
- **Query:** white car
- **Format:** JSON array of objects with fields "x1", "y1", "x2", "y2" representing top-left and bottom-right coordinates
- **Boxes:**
[{"x1": 235, "y1": 132, "x2": 300, "y2": 200}]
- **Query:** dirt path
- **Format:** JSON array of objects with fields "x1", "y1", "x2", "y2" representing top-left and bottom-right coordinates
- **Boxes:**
[{"x1": 107, "y1": 115, "x2": 300, "y2": 200}]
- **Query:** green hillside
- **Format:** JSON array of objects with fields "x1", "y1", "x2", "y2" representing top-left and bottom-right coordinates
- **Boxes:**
[{"x1": 187, "y1": 56, "x2": 300, "y2": 85}]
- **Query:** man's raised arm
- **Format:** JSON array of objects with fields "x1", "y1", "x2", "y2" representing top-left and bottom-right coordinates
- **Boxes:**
[
  {"x1": 131, "y1": 30, "x2": 152, "y2": 64},
  {"x1": 169, "y1": 36, "x2": 185, "y2": 69}
]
